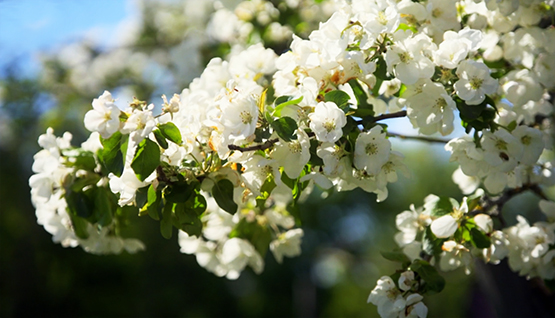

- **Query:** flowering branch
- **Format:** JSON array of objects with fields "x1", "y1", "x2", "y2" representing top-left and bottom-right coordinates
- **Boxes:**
[
  {"x1": 228, "y1": 138, "x2": 279, "y2": 152},
  {"x1": 386, "y1": 132, "x2": 449, "y2": 144},
  {"x1": 370, "y1": 110, "x2": 407, "y2": 122}
]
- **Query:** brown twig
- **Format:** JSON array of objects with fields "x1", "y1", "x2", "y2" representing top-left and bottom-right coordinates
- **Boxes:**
[
  {"x1": 371, "y1": 110, "x2": 407, "y2": 122},
  {"x1": 228, "y1": 138, "x2": 279, "y2": 152},
  {"x1": 386, "y1": 132, "x2": 450, "y2": 144}
]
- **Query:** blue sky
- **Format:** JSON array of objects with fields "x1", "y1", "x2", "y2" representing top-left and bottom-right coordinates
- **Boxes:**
[{"x1": 0, "y1": 0, "x2": 132, "y2": 76}]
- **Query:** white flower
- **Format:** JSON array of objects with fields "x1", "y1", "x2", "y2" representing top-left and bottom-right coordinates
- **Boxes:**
[
  {"x1": 108, "y1": 168, "x2": 150, "y2": 206},
  {"x1": 439, "y1": 240, "x2": 472, "y2": 274},
  {"x1": 367, "y1": 276, "x2": 404, "y2": 317},
  {"x1": 454, "y1": 60, "x2": 498, "y2": 105},
  {"x1": 272, "y1": 129, "x2": 311, "y2": 179},
  {"x1": 433, "y1": 27, "x2": 482, "y2": 69},
  {"x1": 84, "y1": 91, "x2": 121, "y2": 138},
  {"x1": 430, "y1": 197, "x2": 468, "y2": 238},
  {"x1": 474, "y1": 214, "x2": 493, "y2": 234},
  {"x1": 398, "y1": 270, "x2": 416, "y2": 291},
  {"x1": 221, "y1": 238, "x2": 264, "y2": 280},
  {"x1": 401, "y1": 293, "x2": 428, "y2": 318},
  {"x1": 511, "y1": 125, "x2": 543, "y2": 165},
  {"x1": 501, "y1": 69, "x2": 544, "y2": 107},
  {"x1": 406, "y1": 81, "x2": 456, "y2": 136},
  {"x1": 218, "y1": 84, "x2": 259, "y2": 143},
  {"x1": 431, "y1": 215, "x2": 459, "y2": 238},
  {"x1": 309, "y1": 101, "x2": 347, "y2": 143},
  {"x1": 481, "y1": 129, "x2": 523, "y2": 172},
  {"x1": 385, "y1": 30, "x2": 435, "y2": 85},
  {"x1": 445, "y1": 137, "x2": 488, "y2": 177},
  {"x1": 452, "y1": 167, "x2": 480, "y2": 195},
  {"x1": 121, "y1": 108, "x2": 156, "y2": 140},
  {"x1": 482, "y1": 230, "x2": 509, "y2": 265},
  {"x1": 317, "y1": 142, "x2": 345, "y2": 177},
  {"x1": 161, "y1": 94, "x2": 180, "y2": 113},
  {"x1": 270, "y1": 228, "x2": 304, "y2": 263},
  {"x1": 354, "y1": 126, "x2": 391, "y2": 175},
  {"x1": 394, "y1": 204, "x2": 429, "y2": 248}
]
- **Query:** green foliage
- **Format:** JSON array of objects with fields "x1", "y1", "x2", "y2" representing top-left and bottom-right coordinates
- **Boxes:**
[
  {"x1": 426, "y1": 196, "x2": 455, "y2": 218},
  {"x1": 271, "y1": 117, "x2": 298, "y2": 142},
  {"x1": 380, "y1": 250, "x2": 411, "y2": 266},
  {"x1": 212, "y1": 179, "x2": 238, "y2": 214},
  {"x1": 131, "y1": 138, "x2": 161, "y2": 181},
  {"x1": 325, "y1": 90, "x2": 351, "y2": 111},
  {"x1": 422, "y1": 227, "x2": 445, "y2": 259},
  {"x1": 273, "y1": 96, "x2": 303, "y2": 116},
  {"x1": 230, "y1": 218, "x2": 273, "y2": 257},
  {"x1": 348, "y1": 79, "x2": 374, "y2": 117},
  {"x1": 98, "y1": 132, "x2": 127, "y2": 177},
  {"x1": 410, "y1": 259, "x2": 446, "y2": 294},
  {"x1": 157, "y1": 122, "x2": 182, "y2": 145}
]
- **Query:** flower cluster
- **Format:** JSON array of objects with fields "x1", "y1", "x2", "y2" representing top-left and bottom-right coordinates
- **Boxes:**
[
  {"x1": 29, "y1": 128, "x2": 145, "y2": 254},
  {"x1": 29, "y1": 0, "x2": 555, "y2": 317},
  {"x1": 368, "y1": 272, "x2": 427, "y2": 318}
]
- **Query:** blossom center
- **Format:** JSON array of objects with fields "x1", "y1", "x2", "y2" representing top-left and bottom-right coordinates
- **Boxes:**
[
  {"x1": 289, "y1": 141, "x2": 302, "y2": 153},
  {"x1": 469, "y1": 77, "x2": 483, "y2": 90},
  {"x1": 432, "y1": 8, "x2": 443, "y2": 18},
  {"x1": 521, "y1": 135, "x2": 531, "y2": 145},
  {"x1": 399, "y1": 52, "x2": 412, "y2": 64},
  {"x1": 377, "y1": 11, "x2": 388, "y2": 25},
  {"x1": 435, "y1": 98, "x2": 447, "y2": 110},
  {"x1": 240, "y1": 111, "x2": 254, "y2": 125},
  {"x1": 323, "y1": 120, "x2": 336, "y2": 133},
  {"x1": 366, "y1": 143, "x2": 378, "y2": 155},
  {"x1": 494, "y1": 138, "x2": 508, "y2": 150}
]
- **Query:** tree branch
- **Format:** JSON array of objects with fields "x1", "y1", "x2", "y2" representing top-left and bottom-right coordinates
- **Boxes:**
[
  {"x1": 228, "y1": 138, "x2": 279, "y2": 152},
  {"x1": 386, "y1": 132, "x2": 450, "y2": 144},
  {"x1": 475, "y1": 183, "x2": 549, "y2": 227},
  {"x1": 371, "y1": 110, "x2": 407, "y2": 122}
]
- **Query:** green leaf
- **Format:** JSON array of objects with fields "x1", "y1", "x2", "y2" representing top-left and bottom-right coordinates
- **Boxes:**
[
  {"x1": 308, "y1": 139, "x2": 324, "y2": 166},
  {"x1": 457, "y1": 98, "x2": 486, "y2": 120},
  {"x1": 271, "y1": 117, "x2": 298, "y2": 142},
  {"x1": 135, "y1": 186, "x2": 149, "y2": 209},
  {"x1": 158, "y1": 122, "x2": 182, "y2": 145},
  {"x1": 92, "y1": 187, "x2": 114, "y2": 226},
  {"x1": 348, "y1": 79, "x2": 374, "y2": 117},
  {"x1": 396, "y1": 23, "x2": 417, "y2": 33},
  {"x1": 153, "y1": 129, "x2": 169, "y2": 149},
  {"x1": 212, "y1": 179, "x2": 238, "y2": 214},
  {"x1": 422, "y1": 226, "x2": 444, "y2": 258},
  {"x1": 160, "y1": 204, "x2": 173, "y2": 239},
  {"x1": 144, "y1": 184, "x2": 162, "y2": 221},
  {"x1": 380, "y1": 250, "x2": 411, "y2": 264},
  {"x1": 68, "y1": 213, "x2": 90, "y2": 239},
  {"x1": 470, "y1": 227, "x2": 491, "y2": 249},
  {"x1": 273, "y1": 96, "x2": 303, "y2": 116},
  {"x1": 98, "y1": 131, "x2": 125, "y2": 177},
  {"x1": 411, "y1": 259, "x2": 446, "y2": 294},
  {"x1": 62, "y1": 149, "x2": 97, "y2": 171},
  {"x1": 229, "y1": 218, "x2": 272, "y2": 257},
  {"x1": 65, "y1": 189, "x2": 93, "y2": 219},
  {"x1": 131, "y1": 138, "x2": 160, "y2": 182},
  {"x1": 324, "y1": 90, "x2": 351, "y2": 108},
  {"x1": 374, "y1": 56, "x2": 388, "y2": 79},
  {"x1": 65, "y1": 190, "x2": 92, "y2": 239},
  {"x1": 427, "y1": 196, "x2": 454, "y2": 218},
  {"x1": 164, "y1": 181, "x2": 197, "y2": 203}
]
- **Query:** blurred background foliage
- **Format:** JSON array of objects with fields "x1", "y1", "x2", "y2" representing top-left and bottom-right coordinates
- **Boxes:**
[{"x1": 1, "y1": 0, "x2": 553, "y2": 317}]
